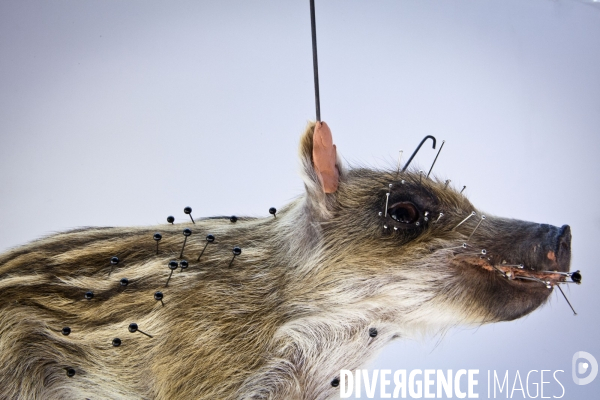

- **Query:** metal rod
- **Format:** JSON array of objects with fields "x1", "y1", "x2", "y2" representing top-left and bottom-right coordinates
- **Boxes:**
[
  {"x1": 556, "y1": 284, "x2": 577, "y2": 315},
  {"x1": 426, "y1": 140, "x2": 445, "y2": 178},
  {"x1": 310, "y1": 0, "x2": 321, "y2": 121}
]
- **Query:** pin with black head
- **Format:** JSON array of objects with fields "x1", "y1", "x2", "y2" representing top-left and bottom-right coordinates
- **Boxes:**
[
  {"x1": 120, "y1": 278, "x2": 129, "y2": 287},
  {"x1": 153, "y1": 233, "x2": 162, "y2": 255},
  {"x1": 179, "y1": 228, "x2": 192, "y2": 258},
  {"x1": 65, "y1": 367, "x2": 76, "y2": 377},
  {"x1": 128, "y1": 322, "x2": 153, "y2": 338},
  {"x1": 165, "y1": 260, "x2": 178, "y2": 287},
  {"x1": 460, "y1": 185, "x2": 467, "y2": 194},
  {"x1": 184, "y1": 206, "x2": 195, "y2": 224},
  {"x1": 84, "y1": 291, "x2": 94, "y2": 300},
  {"x1": 228, "y1": 247, "x2": 242, "y2": 268},
  {"x1": 61, "y1": 327, "x2": 71, "y2": 336},
  {"x1": 230, "y1": 215, "x2": 238, "y2": 223},
  {"x1": 179, "y1": 260, "x2": 188, "y2": 272},
  {"x1": 571, "y1": 270, "x2": 582, "y2": 284},
  {"x1": 112, "y1": 338, "x2": 122, "y2": 347},
  {"x1": 154, "y1": 291, "x2": 164, "y2": 307},
  {"x1": 167, "y1": 216, "x2": 175, "y2": 224},
  {"x1": 269, "y1": 207, "x2": 277, "y2": 218},
  {"x1": 108, "y1": 256, "x2": 119, "y2": 276},
  {"x1": 331, "y1": 377, "x2": 340, "y2": 387},
  {"x1": 197, "y1": 234, "x2": 215, "y2": 262},
  {"x1": 369, "y1": 327, "x2": 378, "y2": 338}
]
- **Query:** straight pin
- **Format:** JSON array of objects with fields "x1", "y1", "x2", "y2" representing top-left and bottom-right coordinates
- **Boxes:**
[
  {"x1": 467, "y1": 215, "x2": 486, "y2": 243},
  {"x1": 384, "y1": 192, "x2": 390, "y2": 217},
  {"x1": 180, "y1": 228, "x2": 192, "y2": 258},
  {"x1": 153, "y1": 233, "x2": 162, "y2": 255},
  {"x1": 165, "y1": 260, "x2": 178, "y2": 287},
  {"x1": 228, "y1": 247, "x2": 242, "y2": 268},
  {"x1": 396, "y1": 150, "x2": 403, "y2": 178},
  {"x1": 452, "y1": 211, "x2": 476, "y2": 231},
  {"x1": 460, "y1": 186, "x2": 467, "y2": 194},
  {"x1": 197, "y1": 234, "x2": 215, "y2": 261},
  {"x1": 128, "y1": 323, "x2": 153, "y2": 338},
  {"x1": 434, "y1": 212, "x2": 444, "y2": 224},
  {"x1": 154, "y1": 291, "x2": 164, "y2": 307},
  {"x1": 556, "y1": 284, "x2": 577, "y2": 315},
  {"x1": 444, "y1": 180, "x2": 451, "y2": 190},
  {"x1": 184, "y1": 207, "x2": 195, "y2": 224},
  {"x1": 426, "y1": 140, "x2": 445, "y2": 178},
  {"x1": 108, "y1": 256, "x2": 119, "y2": 276}
]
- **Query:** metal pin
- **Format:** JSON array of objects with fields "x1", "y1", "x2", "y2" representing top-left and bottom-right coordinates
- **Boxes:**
[
  {"x1": 180, "y1": 228, "x2": 192, "y2": 258},
  {"x1": 197, "y1": 234, "x2": 215, "y2": 261},
  {"x1": 426, "y1": 140, "x2": 445, "y2": 178},
  {"x1": 153, "y1": 233, "x2": 162, "y2": 255},
  {"x1": 84, "y1": 291, "x2": 94, "y2": 300},
  {"x1": 424, "y1": 211, "x2": 429, "y2": 222},
  {"x1": 460, "y1": 186, "x2": 467, "y2": 194},
  {"x1": 228, "y1": 247, "x2": 242, "y2": 268},
  {"x1": 112, "y1": 338, "x2": 122, "y2": 347},
  {"x1": 179, "y1": 260, "x2": 188, "y2": 272},
  {"x1": 446, "y1": 243, "x2": 468, "y2": 250},
  {"x1": 154, "y1": 291, "x2": 164, "y2": 307},
  {"x1": 108, "y1": 256, "x2": 119, "y2": 276},
  {"x1": 452, "y1": 211, "x2": 476, "y2": 231},
  {"x1": 269, "y1": 207, "x2": 277, "y2": 218},
  {"x1": 402, "y1": 135, "x2": 436, "y2": 172},
  {"x1": 540, "y1": 270, "x2": 582, "y2": 284},
  {"x1": 128, "y1": 323, "x2": 153, "y2": 338},
  {"x1": 65, "y1": 367, "x2": 76, "y2": 377},
  {"x1": 384, "y1": 193, "x2": 390, "y2": 217},
  {"x1": 184, "y1": 207, "x2": 195, "y2": 224},
  {"x1": 396, "y1": 150, "x2": 403, "y2": 178},
  {"x1": 556, "y1": 284, "x2": 577, "y2": 315},
  {"x1": 434, "y1": 212, "x2": 444, "y2": 224},
  {"x1": 165, "y1": 260, "x2": 178, "y2": 287},
  {"x1": 419, "y1": 170, "x2": 424, "y2": 184},
  {"x1": 467, "y1": 215, "x2": 486, "y2": 243},
  {"x1": 444, "y1": 180, "x2": 451, "y2": 190},
  {"x1": 61, "y1": 327, "x2": 71, "y2": 336},
  {"x1": 167, "y1": 216, "x2": 175, "y2": 224},
  {"x1": 230, "y1": 216, "x2": 238, "y2": 223},
  {"x1": 120, "y1": 278, "x2": 129, "y2": 286}
]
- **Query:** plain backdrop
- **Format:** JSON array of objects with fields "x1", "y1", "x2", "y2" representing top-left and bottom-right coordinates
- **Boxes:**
[{"x1": 1, "y1": 1, "x2": 599, "y2": 398}]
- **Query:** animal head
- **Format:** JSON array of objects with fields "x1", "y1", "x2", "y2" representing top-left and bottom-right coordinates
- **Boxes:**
[{"x1": 294, "y1": 121, "x2": 574, "y2": 330}]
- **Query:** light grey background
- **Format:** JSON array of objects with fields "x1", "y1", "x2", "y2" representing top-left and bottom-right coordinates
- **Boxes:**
[{"x1": 1, "y1": 1, "x2": 599, "y2": 398}]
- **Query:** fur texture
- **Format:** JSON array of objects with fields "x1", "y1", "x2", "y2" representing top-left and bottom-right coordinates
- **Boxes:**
[{"x1": 0, "y1": 122, "x2": 571, "y2": 399}]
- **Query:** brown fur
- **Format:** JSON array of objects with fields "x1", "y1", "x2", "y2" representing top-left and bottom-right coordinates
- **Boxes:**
[{"x1": 0, "y1": 122, "x2": 571, "y2": 399}]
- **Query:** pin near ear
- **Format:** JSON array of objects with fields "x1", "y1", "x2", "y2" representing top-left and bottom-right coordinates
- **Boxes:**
[
  {"x1": 153, "y1": 233, "x2": 162, "y2": 255},
  {"x1": 167, "y1": 216, "x2": 175, "y2": 224},
  {"x1": 184, "y1": 207, "x2": 195, "y2": 224},
  {"x1": 228, "y1": 247, "x2": 242, "y2": 268},
  {"x1": 197, "y1": 234, "x2": 215, "y2": 262},
  {"x1": 269, "y1": 207, "x2": 277, "y2": 218},
  {"x1": 108, "y1": 256, "x2": 119, "y2": 276}
]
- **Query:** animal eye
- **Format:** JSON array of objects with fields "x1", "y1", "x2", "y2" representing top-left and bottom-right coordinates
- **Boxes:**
[{"x1": 388, "y1": 202, "x2": 419, "y2": 224}]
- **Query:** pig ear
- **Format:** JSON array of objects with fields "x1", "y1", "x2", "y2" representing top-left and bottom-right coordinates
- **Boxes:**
[{"x1": 298, "y1": 121, "x2": 343, "y2": 218}]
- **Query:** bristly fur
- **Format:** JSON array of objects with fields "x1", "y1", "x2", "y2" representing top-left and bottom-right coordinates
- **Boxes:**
[{"x1": 0, "y1": 122, "x2": 571, "y2": 399}]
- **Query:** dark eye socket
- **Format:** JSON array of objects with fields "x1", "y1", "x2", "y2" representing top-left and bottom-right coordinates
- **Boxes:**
[{"x1": 388, "y1": 202, "x2": 419, "y2": 224}]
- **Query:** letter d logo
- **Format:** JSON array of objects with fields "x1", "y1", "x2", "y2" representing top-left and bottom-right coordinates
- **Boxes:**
[{"x1": 572, "y1": 351, "x2": 598, "y2": 385}]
